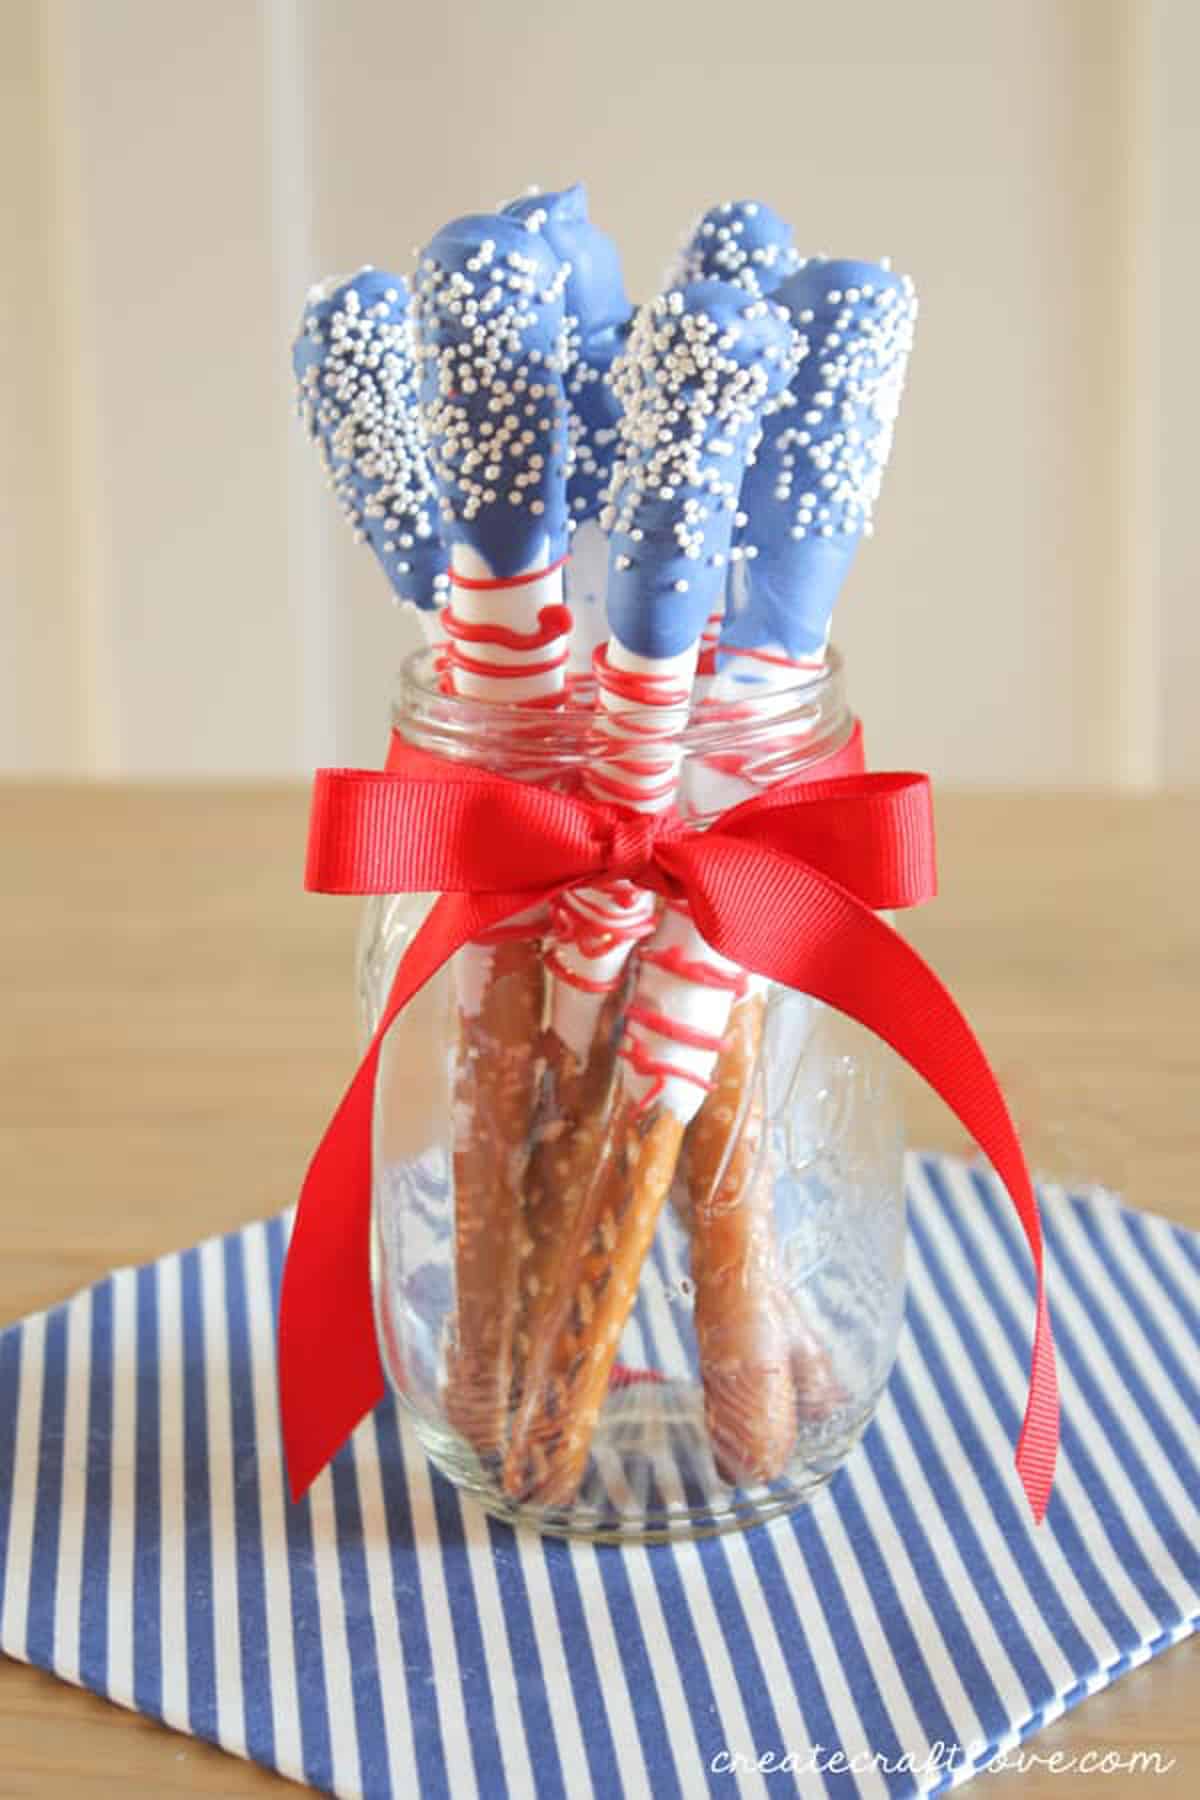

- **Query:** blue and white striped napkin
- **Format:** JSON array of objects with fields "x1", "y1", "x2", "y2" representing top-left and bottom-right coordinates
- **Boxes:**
[{"x1": 1, "y1": 1153, "x2": 1196, "y2": 1799}]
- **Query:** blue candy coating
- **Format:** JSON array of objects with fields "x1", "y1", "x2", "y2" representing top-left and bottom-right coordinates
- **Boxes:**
[
  {"x1": 502, "y1": 184, "x2": 633, "y2": 523},
  {"x1": 603, "y1": 280, "x2": 795, "y2": 660},
  {"x1": 502, "y1": 183, "x2": 631, "y2": 338},
  {"x1": 413, "y1": 213, "x2": 571, "y2": 577},
  {"x1": 293, "y1": 267, "x2": 446, "y2": 610},
  {"x1": 722, "y1": 256, "x2": 918, "y2": 659},
  {"x1": 672, "y1": 199, "x2": 802, "y2": 297}
]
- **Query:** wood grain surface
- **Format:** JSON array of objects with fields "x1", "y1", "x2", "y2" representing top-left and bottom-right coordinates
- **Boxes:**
[{"x1": 0, "y1": 783, "x2": 1196, "y2": 1797}]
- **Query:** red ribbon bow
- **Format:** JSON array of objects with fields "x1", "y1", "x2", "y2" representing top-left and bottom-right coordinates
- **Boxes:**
[{"x1": 281, "y1": 727, "x2": 1058, "y2": 1519}]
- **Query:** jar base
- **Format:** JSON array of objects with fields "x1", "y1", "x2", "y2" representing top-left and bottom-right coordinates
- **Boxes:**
[{"x1": 403, "y1": 1380, "x2": 876, "y2": 1544}]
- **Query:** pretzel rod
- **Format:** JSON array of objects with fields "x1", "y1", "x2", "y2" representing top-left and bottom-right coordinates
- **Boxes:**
[
  {"x1": 457, "y1": 187, "x2": 636, "y2": 1442},
  {"x1": 680, "y1": 990, "x2": 798, "y2": 1484},
  {"x1": 446, "y1": 932, "x2": 546, "y2": 1453},
  {"x1": 508, "y1": 971, "x2": 631, "y2": 1422},
  {"x1": 440, "y1": 545, "x2": 570, "y2": 1453},
  {"x1": 503, "y1": 1092, "x2": 686, "y2": 1506},
  {"x1": 450, "y1": 193, "x2": 638, "y2": 1409},
  {"x1": 504, "y1": 282, "x2": 795, "y2": 1504},
  {"x1": 676, "y1": 256, "x2": 918, "y2": 1472},
  {"x1": 513, "y1": 257, "x2": 919, "y2": 1503},
  {"x1": 511, "y1": 589, "x2": 699, "y2": 1438},
  {"x1": 413, "y1": 214, "x2": 572, "y2": 1457},
  {"x1": 671, "y1": 657, "x2": 833, "y2": 1477},
  {"x1": 506, "y1": 654, "x2": 678, "y2": 1418},
  {"x1": 531, "y1": 201, "x2": 809, "y2": 1281},
  {"x1": 681, "y1": 970, "x2": 849, "y2": 1465}
]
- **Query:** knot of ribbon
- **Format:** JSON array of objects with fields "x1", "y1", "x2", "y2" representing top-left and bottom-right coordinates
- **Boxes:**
[
  {"x1": 603, "y1": 810, "x2": 686, "y2": 890},
  {"x1": 281, "y1": 724, "x2": 1059, "y2": 1519}
]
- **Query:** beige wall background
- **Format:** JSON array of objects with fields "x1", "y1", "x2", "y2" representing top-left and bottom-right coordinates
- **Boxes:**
[{"x1": 2, "y1": 0, "x2": 1195, "y2": 784}]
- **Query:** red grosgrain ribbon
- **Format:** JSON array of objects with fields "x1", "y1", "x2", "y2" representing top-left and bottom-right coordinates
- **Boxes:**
[{"x1": 281, "y1": 723, "x2": 1059, "y2": 1518}]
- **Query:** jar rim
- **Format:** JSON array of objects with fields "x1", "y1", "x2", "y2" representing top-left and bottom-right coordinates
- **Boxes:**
[{"x1": 393, "y1": 644, "x2": 849, "y2": 767}]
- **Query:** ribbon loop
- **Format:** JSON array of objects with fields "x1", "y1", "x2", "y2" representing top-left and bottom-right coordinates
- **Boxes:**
[{"x1": 282, "y1": 725, "x2": 1058, "y2": 1521}]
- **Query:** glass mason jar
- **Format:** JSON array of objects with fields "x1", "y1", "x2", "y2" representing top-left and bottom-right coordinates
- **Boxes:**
[{"x1": 363, "y1": 647, "x2": 906, "y2": 1542}]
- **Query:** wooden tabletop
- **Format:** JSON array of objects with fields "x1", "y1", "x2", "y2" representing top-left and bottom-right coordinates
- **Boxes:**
[{"x1": 1, "y1": 784, "x2": 1196, "y2": 1796}]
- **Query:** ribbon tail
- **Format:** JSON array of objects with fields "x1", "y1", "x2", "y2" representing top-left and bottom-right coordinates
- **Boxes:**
[
  {"x1": 681, "y1": 839, "x2": 1059, "y2": 1521},
  {"x1": 278, "y1": 887, "x2": 535, "y2": 1499}
]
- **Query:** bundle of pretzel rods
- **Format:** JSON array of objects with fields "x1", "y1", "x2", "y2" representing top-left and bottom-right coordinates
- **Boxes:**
[{"x1": 294, "y1": 188, "x2": 918, "y2": 1505}]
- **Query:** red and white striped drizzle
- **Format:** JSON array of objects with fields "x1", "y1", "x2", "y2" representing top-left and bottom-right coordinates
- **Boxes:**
[
  {"x1": 440, "y1": 545, "x2": 571, "y2": 707},
  {"x1": 439, "y1": 541, "x2": 573, "y2": 1012},
  {"x1": 543, "y1": 640, "x2": 695, "y2": 1059},
  {"x1": 620, "y1": 903, "x2": 750, "y2": 1115},
  {"x1": 621, "y1": 643, "x2": 833, "y2": 1112}
]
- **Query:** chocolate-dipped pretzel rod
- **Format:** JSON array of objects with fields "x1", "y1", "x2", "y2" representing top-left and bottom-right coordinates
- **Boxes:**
[
  {"x1": 511, "y1": 244, "x2": 769, "y2": 1420},
  {"x1": 411, "y1": 214, "x2": 572, "y2": 1458},
  {"x1": 496, "y1": 190, "x2": 652, "y2": 1421},
  {"x1": 682, "y1": 256, "x2": 919, "y2": 1477},
  {"x1": 503, "y1": 280, "x2": 794, "y2": 1505}
]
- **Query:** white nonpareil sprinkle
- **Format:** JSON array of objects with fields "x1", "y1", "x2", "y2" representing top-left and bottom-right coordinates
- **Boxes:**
[
  {"x1": 295, "y1": 277, "x2": 440, "y2": 560},
  {"x1": 669, "y1": 199, "x2": 804, "y2": 298},
  {"x1": 600, "y1": 291, "x2": 792, "y2": 566},
  {"x1": 411, "y1": 247, "x2": 569, "y2": 535},
  {"x1": 747, "y1": 273, "x2": 918, "y2": 546}
]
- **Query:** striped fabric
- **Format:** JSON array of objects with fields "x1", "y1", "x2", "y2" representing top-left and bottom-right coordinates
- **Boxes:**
[{"x1": 0, "y1": 1153, "x2": 1196, "y2": 1799}]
